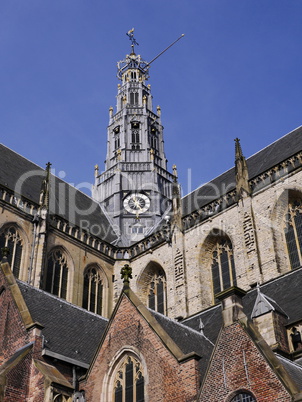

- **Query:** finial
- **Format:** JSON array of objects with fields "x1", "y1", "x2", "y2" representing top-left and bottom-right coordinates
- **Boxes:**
[
  {"x1": 116, "y1": 149, "x2": 122, "y2": 161},
  {"x1": 94, "y1": 164, "x2": 99, "y2": 177},
  {"x1": 157, "y1": 105, "x2": 161, "y2": 117},
  {"x1": 109, "y1": 106, "x2": 113, "y2": 118},
  {"x1": 150, "y1": 148, "x2": 155, "y2": 161},
  {"x1": 39, "y1": 162, "x2": 51, "y2": 207},
  {"x1": 1, "y1": 247, "x2": 10, "y2": 261},
  {"x1": 126, "y1": 28, "x2": 139, "y2": 54},
  {"x1": 120, "y1": 264, "x2": 132, "y2": 288},
  {"x1": 234, "y1": 138, "x2": 250, "y2": 198},
  {"x1": 199, "y1": 318, "x2": 204, "y2": 335},
  {"x1": 172, "y1": 164, "x2": 178, "y2": 179},
  {"x1": 234, "y1": 138, "x2": 243, "y2": 159}
]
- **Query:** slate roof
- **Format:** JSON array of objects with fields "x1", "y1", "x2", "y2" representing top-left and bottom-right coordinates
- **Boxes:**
[
  {"x1": 182, "y1": 125, "x2": 302, "y2": 216},
  {"x1": 277, "y1": 354, "x2": 302, "y2": 391},
  {"x1": 17, "y1": 280, "x2": 108, "y2": 366},
  {"x1": 182, "y1": 266, "x2": 302, "y2": 342},
  {"x1": 0, "y1": 144, "x2": 118, "y2": 244},
  {"x1": 150, "y1": 309, "x2": 214, "y2": 382}
]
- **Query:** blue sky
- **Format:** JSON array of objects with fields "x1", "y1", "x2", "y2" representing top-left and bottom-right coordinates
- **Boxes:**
[{"x1": 0, "y1": 1, "x2": 301, "y2": 195}]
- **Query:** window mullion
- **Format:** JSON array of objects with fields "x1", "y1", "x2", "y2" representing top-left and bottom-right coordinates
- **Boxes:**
[
  {"x1": 292, "y1": 212, "x2": 302, "y2": 265},
  {"x1": 227, "y1": 249, "x2": 233, "y2": 285},
  {"x1": 95, "y1": 277, "x2": 99, "y2": 314},
  {"x1": 59, "y1": 263, "x2": 63, "y2": 298},
  {"x1": 88, "y1": 275, "x2": 92, "y2": 311},
  {"x1": 218, "y1": 247, "x2": 223, "y2": 291},
  {"x1": 11, "y1": 240, "x2": 16, "y2": 271},
  {"x1": 51, "y1": 262, "x2": 55, "y2": 294}
]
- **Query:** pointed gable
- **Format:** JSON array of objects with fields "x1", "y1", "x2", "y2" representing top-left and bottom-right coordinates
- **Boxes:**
[
  {"x1": 82, "y1": 288, "x2": 203, "y2": 402},
  {"x1": 199, "y1": 318, "x2": 302, "y2": 401}
]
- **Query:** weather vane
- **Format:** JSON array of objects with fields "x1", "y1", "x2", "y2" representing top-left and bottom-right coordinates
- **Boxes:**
[{"x1": 126, "y1": 28, "x2": 139, "y2": 52}]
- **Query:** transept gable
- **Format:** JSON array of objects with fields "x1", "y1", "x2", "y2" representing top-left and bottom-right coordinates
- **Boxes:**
[
  {"x1": 82, "y1": 286, "x2": 203, "y2": 401},
  {"x1": 198, "y1": 313, "x2": 302, "y2": 401}
]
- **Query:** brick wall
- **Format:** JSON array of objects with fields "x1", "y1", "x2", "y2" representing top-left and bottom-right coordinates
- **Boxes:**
[
  {"x1": 199, "y1": 322, "x2": 291, "y2": 401},
  {"x1": 81, "y1": 294, "x2": 200, "y2": 402}
]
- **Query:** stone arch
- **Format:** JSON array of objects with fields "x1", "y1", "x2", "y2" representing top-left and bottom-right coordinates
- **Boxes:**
[
  {"x1": 225, "y1": 389, "x2": 257, "y2": 402},
  {"x1": 199, "y1": 228, "x2": 236, "y2": 305},
  {"x1": 44, "y1": 245, "x2": 74, "y2": 301},
  {"x1": 102, "y1": 346, "x2": 148, "y2": 402},
  {"x1": 137, "y1": 260, "x2": 167, "y2": 314},
  {"x1": 82, "y1": 263, "x2": 109, "y2": 316},
  {"x1": 0, "y1": 222, "x2": 29, "y2": 280},
  {"x1": 271, "y1": 186, "x2": 302, "y2": 273}
]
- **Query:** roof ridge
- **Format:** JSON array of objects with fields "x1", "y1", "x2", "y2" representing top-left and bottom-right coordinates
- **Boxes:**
[
  {"x1": 150, "y1": 308, "x2": 206, "y2": 337},
  {"x1": 0, "y1": 143, "x2": 96, "y2": 203},
  {"x1": 17, "y1": 280, "x2": 108, "y2": 321},
  {"x1": 245, "y1": 125, "x2": 302, "y2": 163},
  {"x1": 182, "y1": 303, "x2": 221, "y2": 322},
  {"x1": 181, "y1": 125, "x2": 302, "y2": 201},
  {"x1": 277, "y1": 354, "x2": 302, "y2": 370},
  {"x1": 181, "y1": 166, "x2": 234, "y2": 200},
  {"x1": 260, "y1": 266, "x2": 302, "y2": 289}
]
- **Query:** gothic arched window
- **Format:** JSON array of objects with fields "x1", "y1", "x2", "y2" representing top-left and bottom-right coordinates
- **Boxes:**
[
  {"x1": 0, "y1": 226, "x2": 23, "y2": 278},
  {"x1": 82, "y1": 266, "x2": 103, "y2": 315},
  {"x1": 131, "y1": 122, "x2": 140, "y2": 149},
  {"x1": 114, "y1": 355, "x2": 144, "y2": 402},
  {"x1": 230, "y1": 392, "x2": 256, "y2": 402},
  {"x1": 45, "y1": 249, "x2": 68, "y2": 299},
  {"x1": 149, "y1": 127, "x2": 158, "y2": 150},
  {"x1": 148, "y1": 271, "x2": 166, "y2": 315},
  {"x1": 211, "y1": 239, "x2": 236, "y2": 295},
  {"x1": 284, "y1": 200, "x2": 302, "y2": 269}
]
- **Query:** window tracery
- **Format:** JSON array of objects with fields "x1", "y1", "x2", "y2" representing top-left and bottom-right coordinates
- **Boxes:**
[
  {"x1": 284, "y1": 200, "x2": 302, "y2": 269},
  {"x1": 113, "y1": 355, "x2": 144, "y2": 402},
  {"x1": 0, "y1": 226, "x2": 23, "y2": 278},
  {"x1": 211, "y1": 239, "x2": 236, "y2": 295},
  {"x1": 82, "y1": 265, "x2": 103, "y2": 315},
  {"x1": 230, "y1": 392, "x2": 256, "y2": 402},
  {"x1": 45, "y1": 249, "x2": 68, "y2": 299},
  {"x1": 148, "y1": 271, "x2": 166, "y2": 315}
]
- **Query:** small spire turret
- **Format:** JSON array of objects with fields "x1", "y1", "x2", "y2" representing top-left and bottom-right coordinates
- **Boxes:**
[{"x1": 234, "y1": 138, "x2": 250, "y2": 198}]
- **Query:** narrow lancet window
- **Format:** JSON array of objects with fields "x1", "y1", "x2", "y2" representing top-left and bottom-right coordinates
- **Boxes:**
[
  {"x1": 211, "y1": 239, "x2": 236, "y2": 295},
  {"x1": 82, "y1": 266, "x2": 103, "y2": 315},
  {"x1": 284, "y1": 200, "x2": 302, "y2": 269},
  {"x1": 148, "y1": 271, "x2": 166, "y2": 315},
  {"x1": 45, "y1": 249, "x2": 68, "y2": 299}
]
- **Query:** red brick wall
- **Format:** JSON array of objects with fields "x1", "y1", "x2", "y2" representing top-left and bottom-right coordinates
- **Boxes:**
[
  {"x1": 82, "y1": 295, "x2": 200, "y2": 402},
  {"x1": 0, "y1": 284, "x2": 28, "y2": 364},
  {"x1": 0, "y1": 268, "x2": 46, "y2": 401},
  {"x1": 199, "y1": 322, "x2": 291, "y2": 402}
]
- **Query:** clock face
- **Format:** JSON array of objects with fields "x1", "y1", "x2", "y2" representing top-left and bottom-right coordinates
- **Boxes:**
[{"x1": 123, "y1": 193, "x2": 150, "y2": 214}]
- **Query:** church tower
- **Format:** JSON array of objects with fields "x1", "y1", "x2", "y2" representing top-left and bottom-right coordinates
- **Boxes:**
[{"x1": 92, "y1": 39, "x2": 175, "y2": 245}]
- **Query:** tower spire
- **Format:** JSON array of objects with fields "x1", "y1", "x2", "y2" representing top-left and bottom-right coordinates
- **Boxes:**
[{"x1": 92, "y1": 37, "x2": 175, "y2": 245}]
